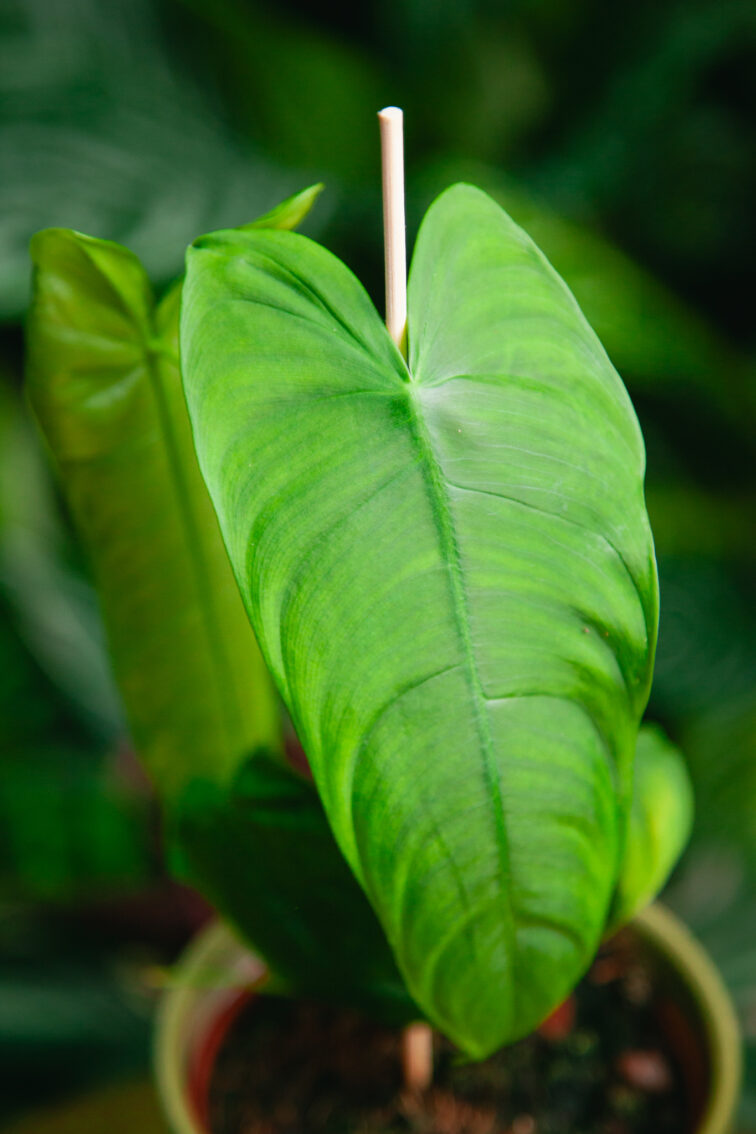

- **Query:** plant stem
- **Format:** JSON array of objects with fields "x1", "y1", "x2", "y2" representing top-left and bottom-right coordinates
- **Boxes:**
[
  {"x1": 401, "y1": 1021, "x2": 434, "y2": 1092},
  {"x1": 378, "y1": 106, "x2": 407, "y2": 357}
]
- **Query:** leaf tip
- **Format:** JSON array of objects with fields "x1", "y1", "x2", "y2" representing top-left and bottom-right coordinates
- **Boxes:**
[
  {"x1": 29, "y1": 226, "x2": 78, "y2": 267},
  {"x1": 241, "y1": 183, "x2": 326, "y2": 234}
]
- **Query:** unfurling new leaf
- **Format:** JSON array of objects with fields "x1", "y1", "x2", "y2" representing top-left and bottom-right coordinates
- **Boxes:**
[{"x1": 610, "y1": 724, "x2": 694, "y2": 932}]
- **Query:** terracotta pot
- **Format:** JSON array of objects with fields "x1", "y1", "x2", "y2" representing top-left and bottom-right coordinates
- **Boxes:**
[{"x1": 154, "y1": 902, "x2": 741, "y2": 1134}]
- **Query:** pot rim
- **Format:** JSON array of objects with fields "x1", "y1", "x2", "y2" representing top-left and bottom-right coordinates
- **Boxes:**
[
  {"x1": 155, "y1": 918, "x2": 264, "y2": 1134},
  {"x1": 630, "y1": 902, "x2": 741, "y2": 1134},
  {"x1": 154, "y1": 902, "x2": 742, "y2": 1134}
]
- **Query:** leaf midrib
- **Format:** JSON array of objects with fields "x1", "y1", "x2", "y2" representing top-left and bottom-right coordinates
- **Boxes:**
[{"x1": 404, "y1": 378, "x2": 516, "y2": 1007}]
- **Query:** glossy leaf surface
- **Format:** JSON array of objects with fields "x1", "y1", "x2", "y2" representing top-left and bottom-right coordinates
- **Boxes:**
[{"x1": 181, "y1": 184, "x2": 659, "y2": 1055}]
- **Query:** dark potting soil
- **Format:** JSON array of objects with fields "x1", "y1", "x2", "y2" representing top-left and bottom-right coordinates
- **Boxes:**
[{"x1": 208, "y1": 933, "x2": 693, "y2": 1134}]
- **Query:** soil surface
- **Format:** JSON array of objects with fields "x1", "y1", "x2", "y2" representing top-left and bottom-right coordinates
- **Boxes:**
[{"x1": 208, "y1": 933, "x2": 692, "y2": 1134}]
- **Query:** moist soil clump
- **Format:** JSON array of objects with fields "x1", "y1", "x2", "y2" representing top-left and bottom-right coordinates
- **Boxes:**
[{"x1": 209, "y1": 935, "x2": 691, "y2": 1134}]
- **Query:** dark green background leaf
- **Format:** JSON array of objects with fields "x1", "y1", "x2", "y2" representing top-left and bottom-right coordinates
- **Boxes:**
[{"x1": 171, "y1": 751, "x2": 415, "y2": 1021}]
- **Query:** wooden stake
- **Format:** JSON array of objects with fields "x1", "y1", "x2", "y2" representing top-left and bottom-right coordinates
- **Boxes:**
[
  {"x1": 378, "y1": 106, "x2": 407, "y2": 356},
  {"x1": 401, "y1": 1020, "x2": 434, "y2": 1092},
  {"x1": 379, "y1": 105, "x2": 432, "y2": 1091}
]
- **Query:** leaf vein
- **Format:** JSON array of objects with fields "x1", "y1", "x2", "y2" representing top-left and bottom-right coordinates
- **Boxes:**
[{"x1": 444, "y1": 479, "x2": 653, "y2": 650}]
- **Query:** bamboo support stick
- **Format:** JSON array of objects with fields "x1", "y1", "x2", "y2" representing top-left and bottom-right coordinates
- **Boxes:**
[
  {"x1": 378, "y1": 106, "x2": 408, "y2": 356},
  {"x1": 401, "y1": 1020, "x2": 434, "y2": 1093},
  {"x1": 379, "y1": 103, "x2": 432, "y2": 1094}
]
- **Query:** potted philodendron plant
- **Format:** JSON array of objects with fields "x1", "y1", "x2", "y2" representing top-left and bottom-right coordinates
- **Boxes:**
[{"x1": 25, "y1": 109, "x2": 740, "y2": 1134}]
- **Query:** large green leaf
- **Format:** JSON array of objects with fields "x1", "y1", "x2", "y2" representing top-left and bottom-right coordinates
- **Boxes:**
[
  {"x1": 181, "y1": 183, "x2": 658, "y2": 1055},
  {"x1": 26, "y1": 227, "x2": 279, "y2": 798}
]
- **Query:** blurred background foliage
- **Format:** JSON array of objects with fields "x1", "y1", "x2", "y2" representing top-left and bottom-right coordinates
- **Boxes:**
[{"x1": 0, "y1": 0, "x2": 754, "y2": 1125}]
